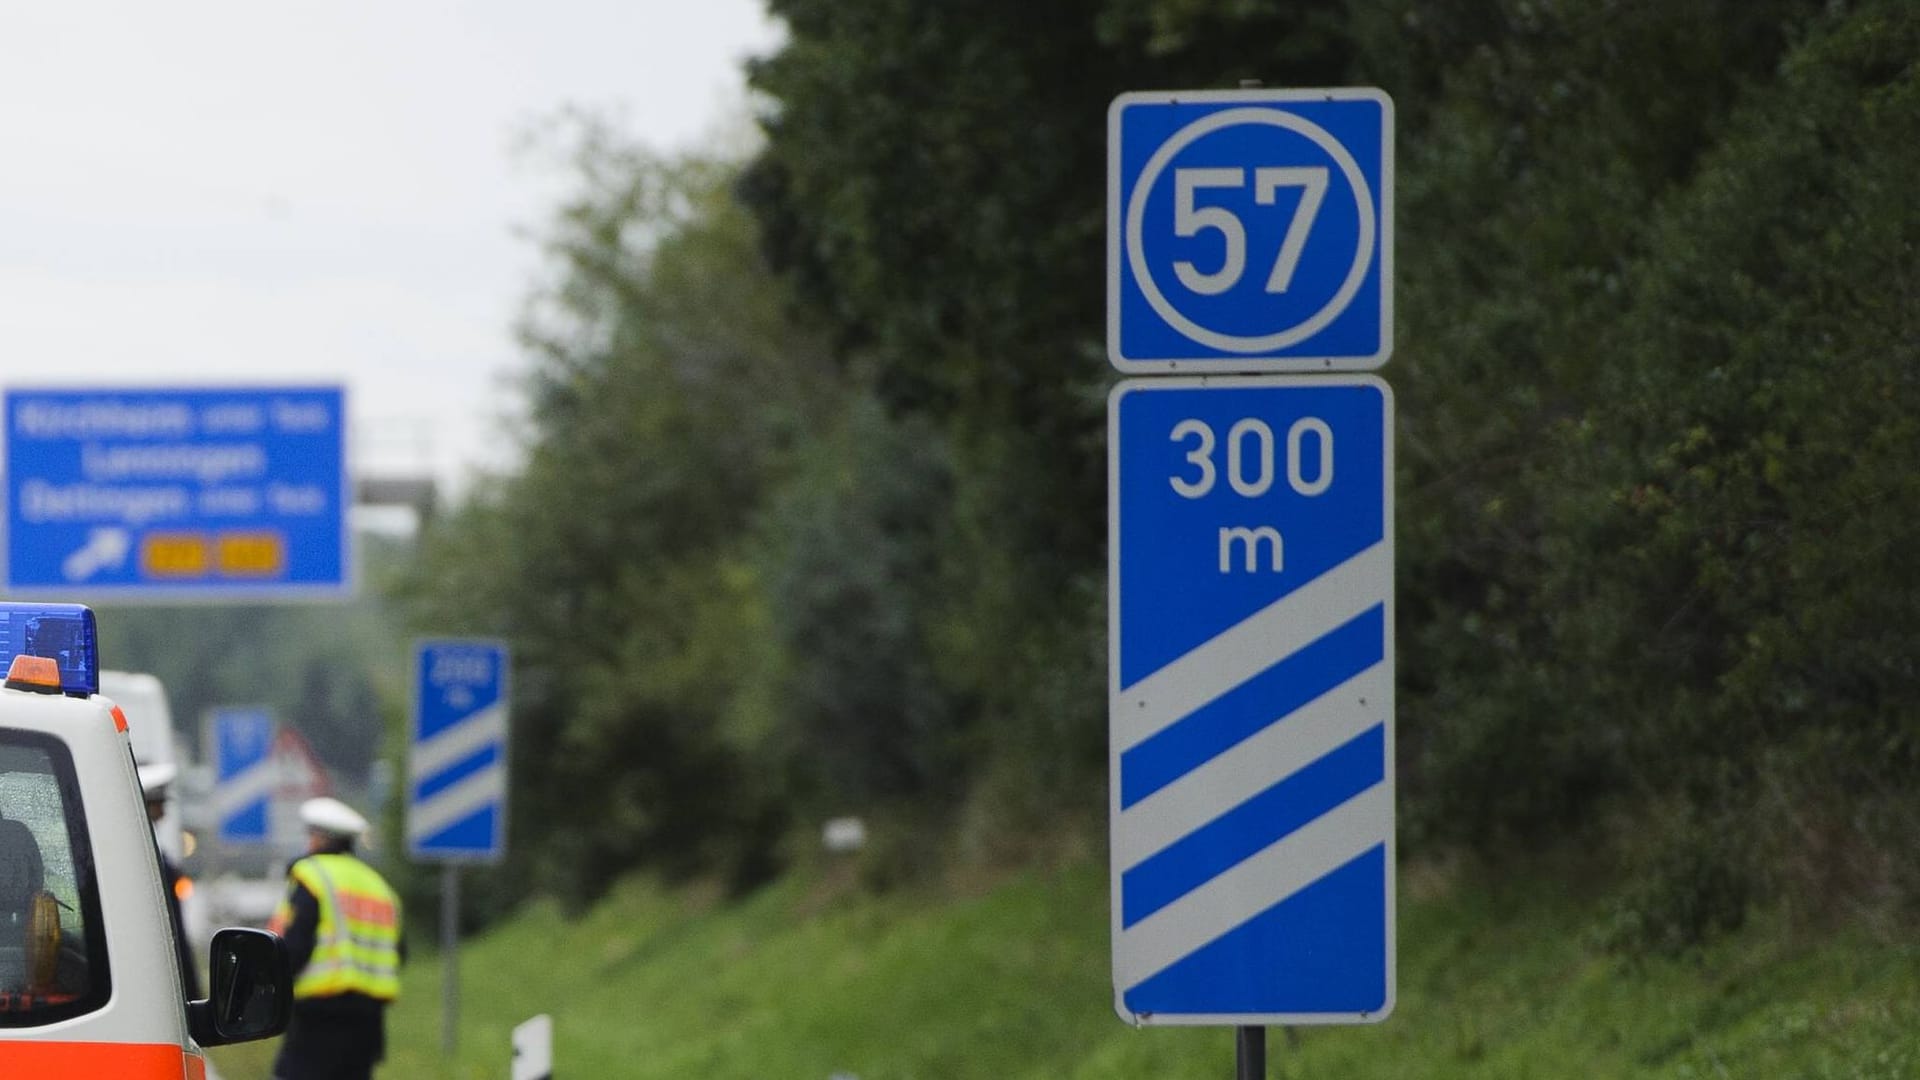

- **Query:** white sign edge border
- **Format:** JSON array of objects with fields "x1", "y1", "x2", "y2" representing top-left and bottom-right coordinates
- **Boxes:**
[
  {"x1": 1106, "y1": 373, "x2": 1396, "y2": 1026},
  {"x1": 1105, "y1": 88, "x2": 1396, "y2": 375},
  {"x1": 407, "y1": 635, "x2": 512, "y2": 865}
]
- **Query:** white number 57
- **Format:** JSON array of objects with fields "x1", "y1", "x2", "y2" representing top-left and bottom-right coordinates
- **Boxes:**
[{"x1": 1172, "y1": 167, "x2": 1329, "y2": 296}]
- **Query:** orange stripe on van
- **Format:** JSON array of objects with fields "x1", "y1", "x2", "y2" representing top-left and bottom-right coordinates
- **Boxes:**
[
  {"x1": 110, "y1": 705, "x2": 130, "y2": 732},
  {"x1": 0, "y1": 1041, "x2": 192, "y2": 1076}
]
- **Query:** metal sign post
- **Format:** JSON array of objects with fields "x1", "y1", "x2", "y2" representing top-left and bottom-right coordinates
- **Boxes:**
[
  {"x1": 1237, "y1": 1026, "x2": 1265, "y2": 1080},
  {"x1": 442, "y1": 864, "x2": 460, "y2": 1054},
  {"x1": 409, "y1": 638, "x2": 510, "y2": 1057}
]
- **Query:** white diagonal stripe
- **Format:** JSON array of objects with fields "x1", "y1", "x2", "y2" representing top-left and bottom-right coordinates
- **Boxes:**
[
  {"x1": 213, "y1": 761, "x2": 274, "y2": 820},
  {"x1": 1117, "y1": 664, "x2": 1388, "y2": 870},
  {"x1": 1115, "y1": 542, "x2": 1390, "y2": 751},
  {"x1": 407, "y1": 765, "x2": 505, "y2": 843},
  {"x1": 410, "y1": 703, "x2": 507, "y2": 783},
  {"x1": 1118, "y1": 783, "x2": 1391, "y2": 989}
]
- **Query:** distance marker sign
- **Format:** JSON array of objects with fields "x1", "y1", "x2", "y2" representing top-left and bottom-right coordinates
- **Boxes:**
[
  {"x1": 1109, "y1": 376, "x2": 1394, "y2": 1025},
  {"x1": 1109, "y1": 89, "x2": 1393, "y2": 372},
  {"x1": 409, "y1": 639, "x2": 510, "y2": 863}
]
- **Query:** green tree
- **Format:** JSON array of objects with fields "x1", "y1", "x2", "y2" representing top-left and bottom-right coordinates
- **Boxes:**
[
  {"x1": 395, "y1": 0, "x2": 1919, "y2": 940},
  {"x1": 399, "y1": 121, "x2": 839, "y2": 907},
  {"x1": 755, "y1": 396, "x2": 959, "y2": 807},
  {"x1": 741, "y1": 0, "x2": 1920, "y2": 935}
]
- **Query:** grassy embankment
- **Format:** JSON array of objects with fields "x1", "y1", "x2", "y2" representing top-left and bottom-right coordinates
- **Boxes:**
[{"x1": 209, "y1": 857, "x2": 1918, "y2": 1079}]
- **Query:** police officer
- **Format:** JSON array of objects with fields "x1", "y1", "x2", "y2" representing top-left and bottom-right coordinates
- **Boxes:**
[
  {"x1": 267, "y1": 797, "x2": 403, "y2": 1080},
  {"x1": 137, "y1": 763, "x2": 200, "y2": 1002}
]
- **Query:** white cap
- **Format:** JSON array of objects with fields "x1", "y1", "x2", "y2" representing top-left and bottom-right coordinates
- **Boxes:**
[
  {"x1": 299, "y1": 796, "x2": 369, "y2": 839},
  {"x1": 137, "y1": 762, "x2": 177, "y2": 801}
]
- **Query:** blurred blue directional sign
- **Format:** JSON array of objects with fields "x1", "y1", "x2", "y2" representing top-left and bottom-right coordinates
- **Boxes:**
[
  {"x1": 409, "y1": 639, "x2": 509, "y2": 862},
  {"x1": 1109, "y1": 376, "x2": 1394, "y2": 1025},
  {"x1": 3, "y1": 386, "x2": 350, "y2": 599},
  {"x1": 212, "y1": 707, "x2": 276, "y2": 845},
  {"x1": 1109, "y1": 89, "x2": 1393, "y2": 372}
]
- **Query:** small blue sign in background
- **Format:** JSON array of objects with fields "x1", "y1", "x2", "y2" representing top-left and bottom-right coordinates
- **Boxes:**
[
  {"x1": 3, "y1": 385, "x2": 350, "y2": 598},
  {"x1": 409, "y1": 639, "x2": 510, "y2": 862},
  {"x1": 1109, "y1": 89, "x2": 1392, "y2": 372},
  {"x1": 213, "y1": 707, "x2": 276, "y2": 845}
]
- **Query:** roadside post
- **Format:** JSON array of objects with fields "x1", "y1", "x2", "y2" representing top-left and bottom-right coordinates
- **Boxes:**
[
  {"x1": 408, "y1": 638, "x2": 511, "y2": 1055},
  {"x1": 1107, "y1": 87, "x2": 1396, "y2": 1077},
  {"x1": 512, "y1": 1013, "x2": 554, "y2": 1080}
]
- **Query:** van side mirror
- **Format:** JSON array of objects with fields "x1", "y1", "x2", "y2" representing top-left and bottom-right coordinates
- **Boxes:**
[{"x1": 188, "y1": 927, "x2": 291, "y2": 1047}]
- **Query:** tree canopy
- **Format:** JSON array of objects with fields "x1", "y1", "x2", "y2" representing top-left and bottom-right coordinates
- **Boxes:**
[{"x1": 401, "y1": 0, "x2": 1919, "y2": 942}]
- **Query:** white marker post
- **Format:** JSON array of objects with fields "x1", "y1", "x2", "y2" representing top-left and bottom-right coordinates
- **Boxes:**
[{"x1": 512, "y1": 1014, "x2": 553, "y2": 1080}]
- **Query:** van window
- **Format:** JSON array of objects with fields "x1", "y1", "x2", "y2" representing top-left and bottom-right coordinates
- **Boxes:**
[{"x1": 0, "y1": 732, "x2": 111, "y2": 1024}]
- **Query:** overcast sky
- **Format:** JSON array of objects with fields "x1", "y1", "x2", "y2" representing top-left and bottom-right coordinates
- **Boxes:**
[{"x1": 0, "y1": 1, "x2": 782, "y2": 501}]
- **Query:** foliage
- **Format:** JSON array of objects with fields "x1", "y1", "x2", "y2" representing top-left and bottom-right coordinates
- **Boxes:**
[
  {"x1": 1393, "y1": 0, "x2": 1920, "y2": 938},
  {"x1": 395, "y1": 118, "x2": 850, "y2": 909},
  {"x1": 394, "y1": 0, "x2": 1920, "y2": 945},
  {"x1": 755, "y1": 395, "x2": 960, "y2": 805},
  {"x1": 208, "y1": 855, "x2": 1920, "y2": 1080}
]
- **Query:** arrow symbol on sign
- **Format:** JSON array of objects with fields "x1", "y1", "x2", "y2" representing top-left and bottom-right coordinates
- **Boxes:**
[{"x1": 62, "y1": 527, "x2": 132, "y2": 582}]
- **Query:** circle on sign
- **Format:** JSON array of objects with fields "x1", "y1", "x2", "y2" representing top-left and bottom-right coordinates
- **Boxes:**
[{"x1": 1126, "y1": 107, "x2": 1375, "y2": 354}]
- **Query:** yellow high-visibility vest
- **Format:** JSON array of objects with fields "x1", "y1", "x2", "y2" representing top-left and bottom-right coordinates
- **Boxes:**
[{"x1": 270, "y1": 853, "x2": 402, "y2": 1001}]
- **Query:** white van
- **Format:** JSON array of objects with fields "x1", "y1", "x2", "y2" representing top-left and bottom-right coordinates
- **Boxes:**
[
  {"x1": 98, "y1": 672, "x2": 184, "y2": 862},
  {"x1": 0, "y1": 603, "x2": 290, "y2": 1072},
  {"x1": 98, "y1": 670, "x2": 209, "y2": 953}
]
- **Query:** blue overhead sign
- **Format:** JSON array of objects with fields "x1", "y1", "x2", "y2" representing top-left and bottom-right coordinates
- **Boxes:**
[
  {"x1": 1109, "y1": 376, "x2": 1394, "y2": 1025},
  {"x1": 2, "y1": 385, "x2": 350, "y2": 599},
  {"x1": 212, "y1": 707, "x2": 276, "y2": 846},
  {"x1": 1109, "y1": 89, "x2": 1393, "y2": 372},
  {"x1": 409, "y1": 639, "x2": 509, "y2": 863}
]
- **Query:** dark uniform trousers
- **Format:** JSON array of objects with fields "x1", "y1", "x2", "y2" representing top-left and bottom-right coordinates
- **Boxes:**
[{"x1": 273, "y1": 992, "x2": 388, "y2": 1080}]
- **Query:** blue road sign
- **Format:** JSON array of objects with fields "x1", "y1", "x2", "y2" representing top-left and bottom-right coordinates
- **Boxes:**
[
  {"x1": 212, "y1": 707, "x2": 276, "y2": 846},
  {"x1": 1109, "y1": 89, "x2": 1393, "y2": 373},
  {"x1": 409, "y1": 639, "x2": 509, "y2": 862},
  {"x1": 1108, "y1": 376, "x2": 1394, "y2": 1025},
  {"x1": 3, "y1": 385, "x2": 351, "y2": 599}
]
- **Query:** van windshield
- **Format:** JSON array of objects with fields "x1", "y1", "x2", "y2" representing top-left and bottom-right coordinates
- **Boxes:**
[{"x1": 0, "y1": 732, "x2": 110, "y2": 1024}]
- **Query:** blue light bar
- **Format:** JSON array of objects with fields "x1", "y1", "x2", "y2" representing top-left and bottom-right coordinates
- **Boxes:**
[{"x1": 0, "y1": 603, "x2": 99, "y2": 696}]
